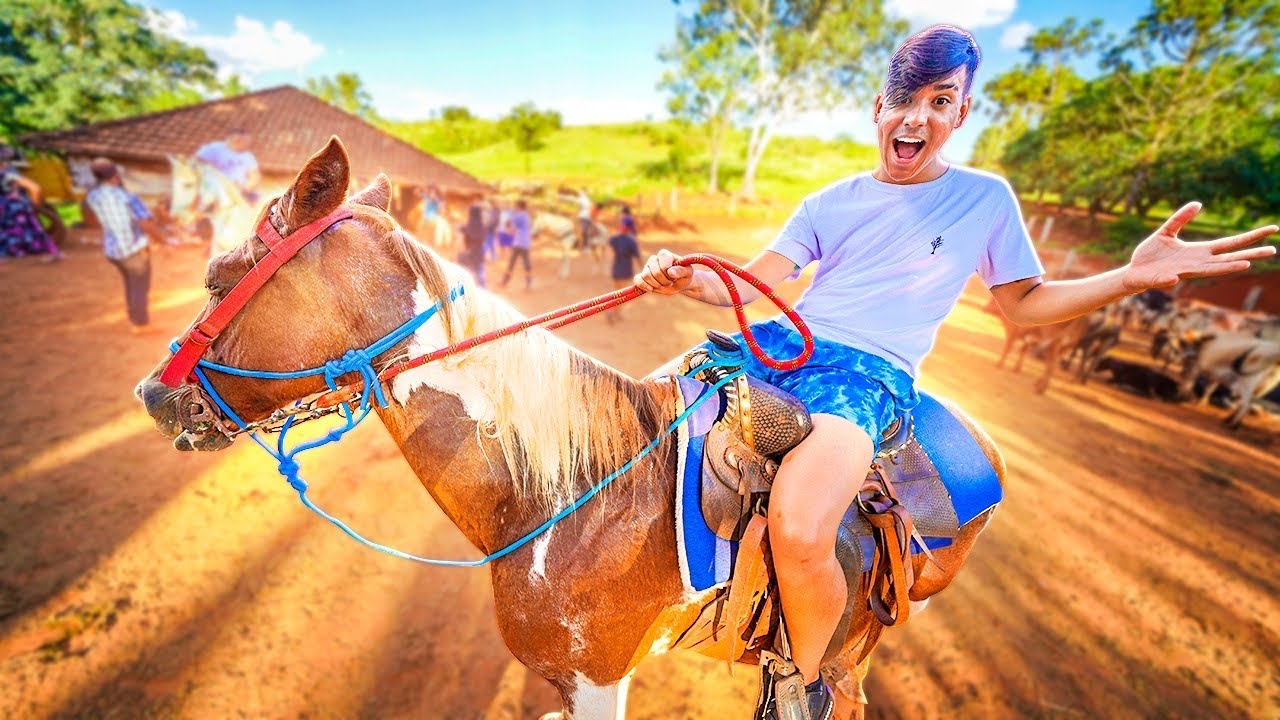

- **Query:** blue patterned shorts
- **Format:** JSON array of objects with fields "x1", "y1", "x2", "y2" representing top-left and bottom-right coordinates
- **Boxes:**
[{"x1": 710, "y1": 320, "x2": 919, "y2": 449}]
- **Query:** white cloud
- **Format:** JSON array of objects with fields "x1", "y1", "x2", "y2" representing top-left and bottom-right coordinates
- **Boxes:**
[
  {"x1": 999, "y1": 21, "x2": 1035, "y2": 50},
  {"x1": 886, "y1": 0, "x2": 1017, "y2": 29},
  {"x1": 146, "y1": 9, "x2": 324, "y2": 81}
]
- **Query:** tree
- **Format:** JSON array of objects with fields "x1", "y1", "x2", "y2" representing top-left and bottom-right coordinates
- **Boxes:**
[
  {"x1": 1100, "y1": 0, "x2": 1280, "y2": 213},
  {"x1": 0, "y1": 0, "x2": 216, "y2": 139},
  {"x1": 499, "y1": 102, "x2": 562, "y2": 173},
  {"x1": 674, "y1": 0, "x2": 905, "y2": 198},
  {"x1": 305, "y1": 73, "x2": 378, "y2": 121},
  {"x1": 640, "y1": 121, "x2": 700, "y2": 184},
  {"x1": 971, "y1": 18, "x2": 1099, "y2": 175},
  {"x1": 438, "y1": 105, "x2": 474, "y2": 123},
  {"x1": 659, "y1": 19, "x2": 745, "y2": 193},
  {"x1": 219, "y1": 74, "x2": 249, "y2": 98}
]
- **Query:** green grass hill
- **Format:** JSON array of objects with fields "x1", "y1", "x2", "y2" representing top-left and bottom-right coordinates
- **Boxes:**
[{"x1": 379, "y1": 118, "x2": 878, "y2": 213}]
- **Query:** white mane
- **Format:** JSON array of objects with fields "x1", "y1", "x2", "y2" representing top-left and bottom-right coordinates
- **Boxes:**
[{"x1": 385, "y1": 232, "x2": 662, "y2": 509}]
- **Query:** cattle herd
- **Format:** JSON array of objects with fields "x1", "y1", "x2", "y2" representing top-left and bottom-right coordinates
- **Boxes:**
[{"x1": 993, "y1": 289, "x2": 1280, "y2": 430}]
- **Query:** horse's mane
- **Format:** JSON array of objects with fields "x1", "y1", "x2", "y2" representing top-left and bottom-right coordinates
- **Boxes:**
[{"x1": 374, "y1": 213, "x2": 670, "y2": 510}]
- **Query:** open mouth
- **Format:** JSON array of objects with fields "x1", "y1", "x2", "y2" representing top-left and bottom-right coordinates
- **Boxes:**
[{"x1": 893, "y1": 138, "x2": 924, "y2": 162}]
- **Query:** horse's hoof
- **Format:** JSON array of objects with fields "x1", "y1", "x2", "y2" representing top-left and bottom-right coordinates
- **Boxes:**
[{"x1": 538, "y1": 713, "x2": 564, "y2": 720}]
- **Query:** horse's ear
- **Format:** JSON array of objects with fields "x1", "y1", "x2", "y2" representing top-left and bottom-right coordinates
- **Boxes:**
[
  {"x1": 279, "y1": 137, "x2": 350, "y2": 228},
  {"x1": 350, "y1": 173, "x2": 392, "y2": 211}
]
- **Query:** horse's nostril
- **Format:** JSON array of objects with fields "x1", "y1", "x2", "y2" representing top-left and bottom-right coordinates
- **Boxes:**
[{"x1": 134, "y1": 382, "x2": 145, "y2": 400}]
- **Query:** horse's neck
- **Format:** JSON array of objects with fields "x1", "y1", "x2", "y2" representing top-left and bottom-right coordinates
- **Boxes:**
[
  {"x1": 371, "y1": 309, "x2": 679, "y2": 556},
  {"x1": 372, "y1": 384, "x2": 517, "y2": 551}
]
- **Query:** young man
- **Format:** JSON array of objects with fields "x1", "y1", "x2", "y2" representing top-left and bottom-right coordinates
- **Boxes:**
[
  {"x1": 606, "y1": 216, "x2": 642, "y2": 325},
  {"x1": 636, "y1": 24, "x2": 1276, "y2": 716},
  {"x1": 85, "y1": 158, "x2": 160, "y2": 334},
  {"x1": 501, "y1": 199, "x2": 534, "y2": 290}
]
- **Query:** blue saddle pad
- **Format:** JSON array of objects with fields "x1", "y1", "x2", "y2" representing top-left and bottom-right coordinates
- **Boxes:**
[{"x1": 674, "y1": 389, "x2": 1002, "y2": 593}]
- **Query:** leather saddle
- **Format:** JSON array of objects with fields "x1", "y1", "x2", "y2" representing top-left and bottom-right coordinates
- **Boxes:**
[{"x1": 675, "y1": 331, "x2": 962, "y2": 667}]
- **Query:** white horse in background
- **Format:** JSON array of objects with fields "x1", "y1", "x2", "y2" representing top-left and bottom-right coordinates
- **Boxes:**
[{"x1": 167, "y1": 155, "x2": 258, "y2": 258}]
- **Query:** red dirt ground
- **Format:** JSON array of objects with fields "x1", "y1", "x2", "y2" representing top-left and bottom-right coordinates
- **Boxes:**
[{"x1": 0, "y1": 218, "x2": 1276, "y2": 719}]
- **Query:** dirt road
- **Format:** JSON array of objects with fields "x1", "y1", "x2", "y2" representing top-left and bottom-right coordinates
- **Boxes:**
[{"x1": 1, "y1": 220, "x2": 1276, "y2": 719}]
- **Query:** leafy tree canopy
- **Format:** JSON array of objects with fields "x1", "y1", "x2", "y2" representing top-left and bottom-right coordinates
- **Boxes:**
[
  {"x1": 1, "y1": 0, "x2": 216, "y2": 140},
  {"x1": 499, "y1": 102, "x2": 563, "y2": 172},
  {"x1": 305, "y1": 72, "x2": 379, "y2": 121}
]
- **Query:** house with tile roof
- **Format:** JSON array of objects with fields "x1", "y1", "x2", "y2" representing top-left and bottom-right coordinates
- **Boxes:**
[{"x1": 22, "y1": 85, "x2": 489, "y2": 225}]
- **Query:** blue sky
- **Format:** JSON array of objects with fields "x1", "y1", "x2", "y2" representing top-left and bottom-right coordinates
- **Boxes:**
[{"x1": 147, "y1": 0, "x2": 1152, "y2": 162}]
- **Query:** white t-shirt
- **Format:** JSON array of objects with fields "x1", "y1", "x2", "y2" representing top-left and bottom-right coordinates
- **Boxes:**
[{"x1": 768, "y1": 165, "x2": 1044, "y2": 377}]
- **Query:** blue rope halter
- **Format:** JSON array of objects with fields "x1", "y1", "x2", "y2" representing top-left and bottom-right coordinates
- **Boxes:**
[{"x1": 178, "y1": 284, "x2": 746, "y2": 567}]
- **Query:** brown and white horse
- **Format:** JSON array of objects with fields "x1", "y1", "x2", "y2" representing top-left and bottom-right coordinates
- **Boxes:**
[{"x1": 137, "y1": 139, "x2": 1003, "y2": 719}]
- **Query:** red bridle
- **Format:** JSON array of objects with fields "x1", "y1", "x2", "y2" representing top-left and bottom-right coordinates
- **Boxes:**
[{"x1": 159, "y1": 205, "x2": 355, "y2": 387}]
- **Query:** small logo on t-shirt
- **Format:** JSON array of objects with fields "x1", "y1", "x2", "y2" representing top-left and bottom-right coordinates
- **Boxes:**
[{"x1": 931, "y1": 236, "x2": 944, "y2": 254}]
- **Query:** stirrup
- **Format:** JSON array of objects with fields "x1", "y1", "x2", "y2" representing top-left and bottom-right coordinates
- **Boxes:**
[{"x1": 755, "y1": 652, "x2": 833, "y2": 720}]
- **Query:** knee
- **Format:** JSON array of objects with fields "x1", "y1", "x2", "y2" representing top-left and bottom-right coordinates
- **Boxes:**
[{"x1": 768, "y1": 506, "x2": 834, "y2": 566}]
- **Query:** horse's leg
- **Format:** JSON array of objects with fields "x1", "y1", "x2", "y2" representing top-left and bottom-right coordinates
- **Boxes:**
[
  {"x1": 540, "y1": 674, "x2": 632, "y2": 720},
  {"x1": 1034, "y1": 339, "x2": 1057, "y2": 393},
  {"x1": 1074, "y1": 338, "x2": 1095, "y2": 383},
  {"x1": 1012, "y1": 339, "x2": 1028, "y2": 373},
  {"x1": 1198, "y1": 381, "x2": 1218, "y2": 406},
  {"x1": 1224, "y1": 374, "x2": 1264, "y2": 428},
  {"x1": 996, "y1": 328, "x2": 1015, "y2": 369},
  {"x1": 1084, "y1": 335, "x2": 1119, "y2": 385}
]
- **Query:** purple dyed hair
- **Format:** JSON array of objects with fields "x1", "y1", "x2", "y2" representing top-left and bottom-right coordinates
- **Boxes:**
[{"x1": 882, "y1": 25, "x2": 981, "y2": 106}]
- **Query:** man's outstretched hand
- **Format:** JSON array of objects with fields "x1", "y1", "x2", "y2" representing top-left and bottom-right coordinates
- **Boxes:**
[{"x1": 1123, "y1": 202, "x2": 1277, "y2": 292}]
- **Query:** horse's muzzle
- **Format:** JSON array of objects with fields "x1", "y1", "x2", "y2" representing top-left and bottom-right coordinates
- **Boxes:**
[{"x1": 136, "y1": 373, "x2": 235, "y2": 452}]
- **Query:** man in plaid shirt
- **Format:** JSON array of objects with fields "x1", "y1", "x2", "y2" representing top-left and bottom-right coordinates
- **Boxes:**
[{"x1": 86, "y1": 158, "x2": 158, "y2": 333}]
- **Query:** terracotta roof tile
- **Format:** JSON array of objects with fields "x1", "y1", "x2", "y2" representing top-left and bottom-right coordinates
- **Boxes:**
[{"x1": 22, "y1": 85, "x2": 489, "y2": 193}]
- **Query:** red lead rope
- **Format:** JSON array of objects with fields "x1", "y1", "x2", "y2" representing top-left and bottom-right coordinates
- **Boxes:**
[{"x1": 316, "y1": 255, "x2": 813, "y2": 408}]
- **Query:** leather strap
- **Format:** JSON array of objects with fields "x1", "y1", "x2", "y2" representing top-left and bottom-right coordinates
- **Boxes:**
[
  {"x1": 708, "y1": 512, "x2": 770, "y2": 672},
  {"x1": 160, "y1": 205, "x2": 355, "y2": 386}
]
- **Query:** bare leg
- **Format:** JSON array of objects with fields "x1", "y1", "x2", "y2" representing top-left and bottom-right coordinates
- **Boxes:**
[{"x1": 770, "y1": 414, "x2": 874, "y2": 683}]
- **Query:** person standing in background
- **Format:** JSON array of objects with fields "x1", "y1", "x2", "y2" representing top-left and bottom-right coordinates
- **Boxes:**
[
  {"x1": 85, "y1": 158, "x2": 158, "y2": 334},
  {"x1": 606, "y1": 216, "x2": 641, "y2": 325},
  {"x1": 425, "y1": 186, "x2": 453, "y2": 249},
  {"x1": 0, "y1": 145, "x2": 63, "y2": 262},
  {"x1": 483, "y1": 197, "x2": 501, "y2": 262},
  {"x1": 562, "y1": 187, "x2": 592, "y2": 250},
  {"x1": 620, "y1": 205, "x2": 637, "y2": 238},
  {"x1": 459, "y1": 202, "x2": 489, "y2": 287},
  {"x1": 496, "y1": 201, "x2": 515, "y2": 259},
  {"x1": 500, "y1": 199, "x2": 534, "y2": 290}
]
